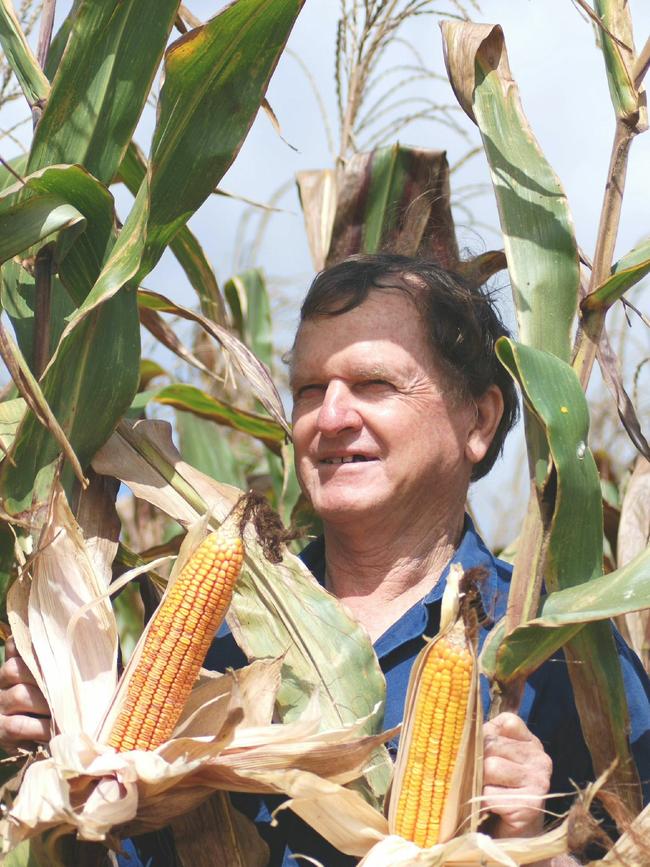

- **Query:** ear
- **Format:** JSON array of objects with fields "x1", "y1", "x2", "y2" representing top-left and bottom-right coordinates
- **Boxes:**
[{"x1": 465, "y1": 385, "x2": 504, "y2": 466}]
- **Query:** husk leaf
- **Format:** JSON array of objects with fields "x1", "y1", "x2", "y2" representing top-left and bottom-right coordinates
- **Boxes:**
[{"x1": 388, "y1": 564, "x2": 483, "y2": 842}]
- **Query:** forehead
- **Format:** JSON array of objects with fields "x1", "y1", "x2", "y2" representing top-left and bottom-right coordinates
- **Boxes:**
[{"x1": 290, "y1": 291, "x2": 434, "y2": 380}]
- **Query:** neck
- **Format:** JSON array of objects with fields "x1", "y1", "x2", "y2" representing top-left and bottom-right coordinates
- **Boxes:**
[{"x1": 322, "y1": 507, "x2": 465, "y2": 641}]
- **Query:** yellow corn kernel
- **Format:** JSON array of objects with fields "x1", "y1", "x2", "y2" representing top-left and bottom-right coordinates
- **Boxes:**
[
  {"x1": 394, "y1": 632, "x2": 473, "y2": 849},
  {"x1": 108, "y1": 529, "x2": 244, "y2": 752}
]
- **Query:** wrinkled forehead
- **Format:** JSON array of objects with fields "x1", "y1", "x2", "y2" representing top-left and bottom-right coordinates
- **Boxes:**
[
  {"x1": 285, "y1": 286, "x2": 420, "y2": 356},
  {"x1": 287, "y1": 288, "x2": 430, "y2": 381}
]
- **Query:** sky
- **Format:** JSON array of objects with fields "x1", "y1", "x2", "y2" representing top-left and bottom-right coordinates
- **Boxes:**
[{"x1": 1, "y1": 0, "x2": 648, "y2": 548}]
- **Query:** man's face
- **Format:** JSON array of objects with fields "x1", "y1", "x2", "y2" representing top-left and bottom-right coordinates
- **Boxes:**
[{"x1": 290, "y1": 291, "x2": 482, "y2": 531}]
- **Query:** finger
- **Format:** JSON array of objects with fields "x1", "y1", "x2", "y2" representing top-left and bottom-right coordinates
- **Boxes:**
[
  {"x1": 0, "y1": 683, "x2": 50, "y2": 718},
  {"x1": 4, "y1": 636, "x2": 17, "y2": 659},
  {"x1": 0, "y1": 712, "x2": 51, "y2": 747},
  {"x1": 483, "y1": 732, "x2": 550, "y2": 768},
  {"x1": 0, "y1": 654, "x2": 38, "y2": 689},
  {"x1": 481, "y1": 785, "x2": 546, "y2": 836},
  {"x1": 483, "y1": 754, "x2": 546, "y2": 789},
  {"x1": 484, "y1": 711, "x2": 536, "y2": 743}
]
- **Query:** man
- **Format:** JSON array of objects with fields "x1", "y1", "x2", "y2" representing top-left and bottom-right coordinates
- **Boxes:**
[{"x1": 1, "y1": 255, "x2": 648, "y2": 866}]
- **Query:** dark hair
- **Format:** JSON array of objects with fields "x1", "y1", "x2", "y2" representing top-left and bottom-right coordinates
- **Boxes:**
[{"x1": 297, "y1": 253, "x2": 518, "y2": 480}]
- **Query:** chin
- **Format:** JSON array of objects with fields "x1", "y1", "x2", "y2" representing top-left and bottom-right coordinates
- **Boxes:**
[{"x1": 313, "y1": 495, "x2": 384, "y2": 525}]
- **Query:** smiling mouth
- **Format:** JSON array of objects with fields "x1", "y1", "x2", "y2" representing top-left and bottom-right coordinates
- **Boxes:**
[{"x1": 321, "y1": 455, "x2": 374, "y2": 465}]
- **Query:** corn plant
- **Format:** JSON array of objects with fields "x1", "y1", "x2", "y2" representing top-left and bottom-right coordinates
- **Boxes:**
[{"x1": 0, "y1": 1, "x2": 394, "y2": 863}]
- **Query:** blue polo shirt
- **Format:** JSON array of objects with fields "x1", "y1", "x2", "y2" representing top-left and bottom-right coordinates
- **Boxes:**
[{"x1": 119, "y1": 519, "x2": 650, "y2": 866}]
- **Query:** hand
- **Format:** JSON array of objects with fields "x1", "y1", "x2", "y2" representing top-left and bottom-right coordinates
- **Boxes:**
[
  {"x1": 0, "y1": 636, "x2": 51, "y2": 751},
  {"x1": 482, "y1": 711, "x2": 552, "y2": 839}
]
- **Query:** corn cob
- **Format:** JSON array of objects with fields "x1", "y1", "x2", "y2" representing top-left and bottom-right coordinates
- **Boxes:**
[
  {"x1": 393, "y1": 623, "x2": 473, "y2": 849},
  {"x1": 108, "y1": 527, "x2": 244, "y2": 752}
]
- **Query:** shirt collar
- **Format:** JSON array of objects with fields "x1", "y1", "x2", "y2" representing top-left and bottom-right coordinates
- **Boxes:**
[{"x1": 299, "y1": 515, "x2": 501, "y2": 623}]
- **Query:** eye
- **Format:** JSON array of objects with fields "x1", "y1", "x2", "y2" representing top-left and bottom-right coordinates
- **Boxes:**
[
  {"x1": 359, "y1": 379, "x2": 394, "y2": 393},
  {"x1": 293, "y1": 383, "x2": 325, "y2": 400}
]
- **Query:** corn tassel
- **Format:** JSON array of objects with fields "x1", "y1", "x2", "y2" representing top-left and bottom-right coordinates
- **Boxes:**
[
  {"x1": 393, "y1": 623, "x2": 473, "y2": 848},
  {"x1": 108, "y1": 526, "x2": 244, "y2": 752}
]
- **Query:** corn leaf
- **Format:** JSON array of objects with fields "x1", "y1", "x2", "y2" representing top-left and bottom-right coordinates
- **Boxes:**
[
  {"x1": 320, "y1": 145, "x2": 459, "y2": 269},
  {"x1": 617, "y1": 457, "x2": 650, "y2": 670},
  {"x1": 0, "y1": 520, "x2": 16, "y2": 623},
  {"x1": 296, "y1": 169, "x2": 337, "y2": 271},
  {"x1": 0, "y1": 155, "x2": 27, "y2": 192},
  {"x1": 0, "y1": 398, "x2": 24, "y2": 456},
  {"x1": 138, "y1": 289, "x2": 289, "y2": 435},
  {"x1": 28, "y1": 0, "x2": 181, "y2": 185},
  {"x1": 0, "y1": 840, "x2": 42, "y2": 867},
  {"x1": 225, "y1": 269, "x2": 273, "y2": 371},
  {"x1": 582, "y1": 236, "x2": 650, "y2": 312},
  {"x1": 55, "y1": 0, "x2": 304, "y2": 383},
  {"x1": 597, "y1": 326, "x2": 650, "y2": 461},
  {"x1": 92, "y1": 419, "x2": 392, "y2": 804},
  {"x1": 176, "y1": 411, "x2": 246, "y2": 491},
  {"x1": 0, "y1": 164, "x2": 116, "y2": 368},
  {"x1": 141, "y1": 0, "x2": 305, "y2": 278},
  {"x1": 146, "y1": 383, "x2": 285, "y2": 454},
  {"x1": 0, "y1": 168, "x2": 139, "y2": 519},
  {"x1": 495, "y1": 338, "x2": 641, "y2": 813},
  {"x1": 117, "y1": 141, "x2": 226, "y2": 324},
  {"x1": 481, "y1": 544, "x2": 650, "y2": 682},
  {"x1": 138, "y1": 306, "x2": 223, "y2": 385},
  {"x1": 594, "y1": 0, "x2": 646, "y2": 129},
  {"x1": 43, "y1": 0, "x2": 83, "y2": 80},
  {"x1": 1, "y1": 263, "x2": 76, "y2": 371},
  {"x1": 0, "y1": 319, "x2": 85, "y2": 486},
  {"x1": 0, "y1": 0, "x2": 49, "y2": 106},
  {"x1": 0, "y1": 285, "x2": 140, "y2": 518},
  {"x1": 0, "y1": 187, "x2": 83, "y2": 265},
  {"x1": 442, "y1": 21, "x2": 579, "y2": 363}
]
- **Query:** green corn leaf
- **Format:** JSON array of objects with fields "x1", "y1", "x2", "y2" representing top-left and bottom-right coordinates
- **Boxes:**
[
  {"x1": 0, "y1": 398, "x2": 25, "y2": 456},
  {"x1": 0, "y1": 170, "x2": 138, "y2": 519},
  {"x1": 582, "y1": 236, "x2": 650, "y2": 312},
  {"x1": 0, "y1": 164, "x2": 113, "y2": 268},
  {"x1": 0, "y1": 0, "x2": 49, "y2": 105},
  {"x1": 442, "y1": 21, "x2": 579, "y2": 363},
  {"x1": 117, "y1": 141, "x2": 226, "y2": 324},
  {"x1": 56, "y1": 0, "x2": 304, "y2": 372},
  {"x1": 0, "y1": 288, "x2": 140, "y2": 518},
  {"x1": 0, "y1": 164, "x2": 116, "y2": 376},
  {"x1": 482, "y1": 545, "x2": 650, "y2": 683},
  {"x1": 0, "y1": 317, "x2": 86, "y2": 485},
  {"x1": 43, "y1": 0, "x2": 83, "y2": 81},
  {"x1": 149, "y1": 383, "x2": 285, "y2": 454},
  {"x1": 594, "y1": 0, "x2": 645, "y2": 128},
  {"x1": 0, "y1": 196, "x2": 82, "y2": 264},
  {"x1": 0, "y1": 155, "x2": 27, "y2": 193},
  {"x1": 225, "y1": 269, "x2": 274, "y2": 371},
  {"x1": 28, "y1": 0, "x2": 181, "y2": 185},
  {"x1": 142, "y1": 0, "x2": 306, "y2": 278},
  {"x1": 496, "y1": 338, "x2": 641, "y2": 813},
  {"x1": 176, "y1": 410, "x2": 246, "y2": 491}
]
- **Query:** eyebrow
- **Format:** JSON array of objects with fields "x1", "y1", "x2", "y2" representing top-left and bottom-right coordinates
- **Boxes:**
[{"x1": 289, "y1": 361, "x2": 396, "y2": 389}]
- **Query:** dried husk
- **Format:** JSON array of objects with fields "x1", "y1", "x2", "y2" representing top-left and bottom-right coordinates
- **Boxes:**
[{"x1": 387, "y1": 563, "x2": 483, "y2": 843}]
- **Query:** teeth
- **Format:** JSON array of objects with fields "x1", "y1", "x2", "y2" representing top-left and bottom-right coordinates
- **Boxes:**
[{"x1": 323, "y1": 455, "x2": 367, "y2": 464}]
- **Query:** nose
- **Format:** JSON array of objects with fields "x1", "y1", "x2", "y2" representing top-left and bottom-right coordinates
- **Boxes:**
[{"x1": 316, "y1": 381, "x2": 362, "y2": 437}]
